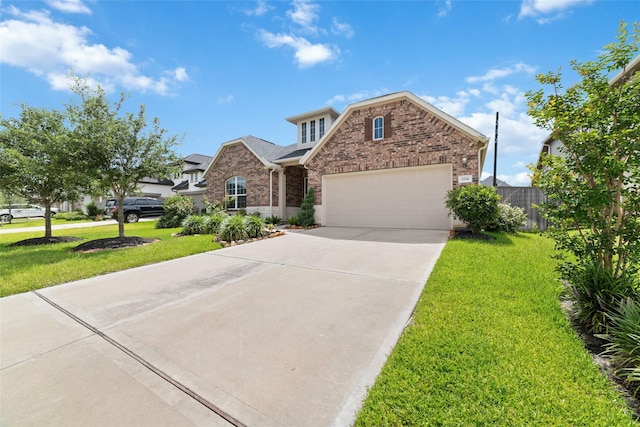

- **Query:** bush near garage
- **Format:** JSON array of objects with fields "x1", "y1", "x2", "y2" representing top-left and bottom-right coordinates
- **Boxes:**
[
  {"x1": 156, "y1": 195, "x2": 197, "y2": 229},
  {"x1": 445, "y1": 184, "x2": 500, "y2": 235}
]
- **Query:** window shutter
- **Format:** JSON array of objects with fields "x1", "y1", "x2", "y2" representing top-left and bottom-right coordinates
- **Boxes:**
[
  {"x1": 384, "y1": 113, "x2": 392, "y2": 138},
  {"x1": 364, "y1": 117, "x2": 372, "y2": 141}
]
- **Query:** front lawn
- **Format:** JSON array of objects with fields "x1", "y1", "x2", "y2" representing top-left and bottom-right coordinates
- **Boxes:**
[
  {"x1": 0, "y1": 217, "x2": 95, "y2": 229},
  {"x1": 356, "y1": 233, "x2": 637, "y2": 426},
  {"x1": 0, "y1": 222, "x2": 219, "y2": 297}
]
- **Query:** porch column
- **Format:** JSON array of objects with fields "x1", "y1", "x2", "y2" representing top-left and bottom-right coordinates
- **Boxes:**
[{"x1": 278, "y1": 169, "x2": 286, "y2": 219}]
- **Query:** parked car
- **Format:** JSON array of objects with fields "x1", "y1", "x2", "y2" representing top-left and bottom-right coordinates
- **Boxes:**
[
  {"x1": 104, "y1": 197, "x2": 165, "y2": 223},
  {"x1": 0, "y1": 204, "x2": 59, "y2": 223}
]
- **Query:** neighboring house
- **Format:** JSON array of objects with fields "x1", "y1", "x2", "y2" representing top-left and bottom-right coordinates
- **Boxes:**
[
  {"x1": 205, "y1": 91, "x2": 489, "y2": 230},
  {"x1": 171, "y1": 153, "x2": 213, "y2": 211},
  {"x1": 481, "y1": 176, "x2": 512, "y2": 187}
]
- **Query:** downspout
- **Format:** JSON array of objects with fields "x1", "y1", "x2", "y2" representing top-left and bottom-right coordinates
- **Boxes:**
[
  {"x1": 478, "y1": 138, "x2": 489, "y2": 183},
  {"x1": 269, "y1": 168, "x2": 275, "y2": 217}
]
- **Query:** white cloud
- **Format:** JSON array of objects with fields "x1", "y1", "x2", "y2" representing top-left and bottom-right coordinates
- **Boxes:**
[
  {"x1": 325, "y1": 89, "x2": 389, "y2": 107},
  {"x1": 0, "y1": 6, "x2": 188, "y2": 95},
  {"x1": 518, "y1": 0, "x2": 594, "y2": 23},
  {"x1": 45, "y1": 0, "x2": 91, "y2": 14},
  {"x1": 258, "y1": 30, "x2": 337, "y2": 68},
  {"x1": 218, "y1": 95, "x2": 234, "y2": 104},
  {"x1": 498, "y1": 172, "x2": 532, "y2": 186},
  {"x1": 419, "y1": 92, "x2": 470, "y2": 117},
  {"x1": 466, "y1": 62, "x2": 536, "y2": 83},
  {"x1": 437, "y1": 0, "x2": 452, "y2": 18},
  {"x1": 331, "y1": 17, "x2": 354, "y2": 38},
  {"x1": 287, "y1": 0, "x2": 320, "y2": 28},
  {"x1": 243, "y1": 0, "x2": 272, "y2": 16}
]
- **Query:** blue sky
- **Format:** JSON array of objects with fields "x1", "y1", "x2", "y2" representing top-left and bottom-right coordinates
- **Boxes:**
[{"x1": 1, "y1": 0, "x2": 638, "y2": 185}]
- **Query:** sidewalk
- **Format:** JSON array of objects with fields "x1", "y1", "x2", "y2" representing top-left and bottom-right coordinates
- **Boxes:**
[{"x1": 0, "y1": 218, "x2": 155, "y2": 234}]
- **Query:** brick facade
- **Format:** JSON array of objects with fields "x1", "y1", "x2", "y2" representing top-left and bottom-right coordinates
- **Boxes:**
[
  {"x1": 305, "y1": 99, "x2": 482, "y2": 202},
  {"x1": 285, "y1": 166, "x2": 305, "y2": 208},
  {"x1": 205, "y1": 143, "x2": 278, "y2": 207}
]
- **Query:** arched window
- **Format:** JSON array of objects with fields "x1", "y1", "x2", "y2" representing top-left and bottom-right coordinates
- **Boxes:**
[
  {"x1": 373, "y1": 116, "x2": 384, "y2": 140},
  {"x1": 225, "y1": 176, "x2": 246, "y2": 209}
]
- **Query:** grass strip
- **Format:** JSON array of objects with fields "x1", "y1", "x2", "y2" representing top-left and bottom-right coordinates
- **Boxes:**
[
  {"x1": 0, "y1": 222, "x2": 219, "y2": 297},
  {"x1": 355, "y1": 233, "x2": 637, "y2": 426}
]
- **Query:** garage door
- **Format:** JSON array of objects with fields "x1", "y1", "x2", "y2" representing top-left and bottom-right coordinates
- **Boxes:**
[{"x1": 323, "y1": 165, "x2": 452, "y2": 230}]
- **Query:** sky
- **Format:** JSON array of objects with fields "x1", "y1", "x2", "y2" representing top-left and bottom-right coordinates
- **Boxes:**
[{"x1": 1, "y1": 0, "x2": 638, "y2": 186}]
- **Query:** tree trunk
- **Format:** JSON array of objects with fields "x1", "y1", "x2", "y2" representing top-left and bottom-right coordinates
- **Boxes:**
[
  {"x1": 44, "y1": 204, "x2": 52, "y2": 239},
  {"x1": 117, "y1": 194, "x2": 126, "y2": 238}
]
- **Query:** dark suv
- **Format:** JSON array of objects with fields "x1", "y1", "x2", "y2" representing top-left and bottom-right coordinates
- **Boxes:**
[{"x1": 104, "y1": 197, "x2": 165, "y2": 223}]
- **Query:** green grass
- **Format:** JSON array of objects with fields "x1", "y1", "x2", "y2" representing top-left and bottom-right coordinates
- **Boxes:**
[
  {"x1": 356, "y1": 233, "x2": 637, "y2": 426},
  {"x1": 0, "y1": 222, "x2": 219, "y2": 297}
]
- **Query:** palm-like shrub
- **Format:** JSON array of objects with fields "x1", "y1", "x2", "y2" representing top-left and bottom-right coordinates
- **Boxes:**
[
  {"x1": 599, "y1": 297, "x2": 640, "y2": 396},
  {"x1": 206, "y1": 212, "x2": 228, "y2": 234},
  {"x1": 219, "y1": 214, "x2": 247, "y2": 242},
  {"x1": 564, "y1": 262, "x2": 639, "y2": 333},
  {"x1": 182, "y1": 215, "x2": 207, "y2": 235},
  {"x1": 244, "y1": 215, "x2": 265, "y2": 238}
]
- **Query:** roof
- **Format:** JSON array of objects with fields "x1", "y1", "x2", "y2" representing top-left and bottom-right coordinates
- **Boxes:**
[
  {"x1": 204, "y1": 135, "x2": 296, "y2": 176},
  {"x1": 139, "y1": 177, "x2": 174, "y2": 186},
  {"x1": 610, "y1": 54, "x2": 640, "y2": 86},
  {"x1": 172, "y1": 180, "x2": 189, "y2": 191},
  {"x1": 275, "y1": 148, "x2": 311, "y2": 161},
  {"x1": 285, "y1": 106, "x2": 340, "y2": 124},
  {"x1": 181, "y1": 153, "x2": 213, "y2": 173},
  {"x1": 481, "y1": 176, "x2": 512, "y2": 187},
  {"x1": 300, "y1": 91, "x2": 490, "y2": 167}
]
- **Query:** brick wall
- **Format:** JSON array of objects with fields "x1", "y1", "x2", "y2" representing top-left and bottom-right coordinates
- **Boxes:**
[
  {"x1": 305, "y1": 99, "x2": 482, "y2": 201},
  {"x1": 205, "y1": 143, "x2": 278, "y2": 207},
  {"x1": 285, "y1": 166, "x2": 305, "y2": 208}
]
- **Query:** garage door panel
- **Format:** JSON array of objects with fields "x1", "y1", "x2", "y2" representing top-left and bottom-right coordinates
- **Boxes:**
[{"x1": 323, "y1": 165, "x2": 451, "y2": 230}]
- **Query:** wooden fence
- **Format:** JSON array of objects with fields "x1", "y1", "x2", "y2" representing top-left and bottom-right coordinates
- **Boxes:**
[{"x1": 496, "y1": 187, "x2": 548, "y2": 231}]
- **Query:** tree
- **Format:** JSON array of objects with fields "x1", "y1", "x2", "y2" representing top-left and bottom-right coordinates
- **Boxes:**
[
  {"x1": 69, "y1": 78, "x2": 182, "y2": 238},
  {"x1": 297, "y1": 187, "x2": 316, "y2": 227},
  {"x1": 0, "y1": 105, "x2": 88, "y2": 237},
  {"x1": 526, "y1": 21, "x2": 640, "y2": 282}
]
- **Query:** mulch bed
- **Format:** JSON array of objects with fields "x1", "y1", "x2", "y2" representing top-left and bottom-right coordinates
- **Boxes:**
[
  {"x1": 71, "y1": 237, "x2": 158, "y2": 253},
  {"x1": 9, "y1": 236, "x2": 82, "y2": 247}
]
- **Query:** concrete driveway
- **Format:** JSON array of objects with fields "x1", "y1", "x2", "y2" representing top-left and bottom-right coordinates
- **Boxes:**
[{"x1": 1, "y1": 227, "x2": 448, "y2": 426}]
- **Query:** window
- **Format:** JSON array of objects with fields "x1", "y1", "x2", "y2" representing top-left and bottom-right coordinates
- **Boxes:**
[
  {"x1": 303, "y1": 176, "x2": 308, "y2": 197},
  {"x1": 301, "y1": 122, "x2": 307, "y2": 144},
  {"x1": 319, "y1": 118, "x2": 325, "y2": 138},
  {"x1": 225, "y1": 176, "x2": 246, "y2": 209},
  {"x1": 310, "y1": 120, "x2": 316, "y2": 142},
  {"x1": 373, "y1": 116, "x2": 384, "y2": 140}
]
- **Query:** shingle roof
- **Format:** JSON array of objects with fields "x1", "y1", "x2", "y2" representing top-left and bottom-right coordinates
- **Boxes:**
[
  {"x1": 181, "y1": 153, "x2": 213, "y2": 173},
  {"x1": 276, "y1": 148, "x2": 311, "y2": 161},
  {"x1": 240, "y1": 135, "x2": 297, "y2": 163},
  {"x1": 172, "y1": 180, "x2": 189, "y2": 191}
]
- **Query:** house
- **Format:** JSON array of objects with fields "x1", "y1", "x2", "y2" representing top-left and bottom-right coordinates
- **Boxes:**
[
  {"x1": 481, "y1": 176, "x2": 512, "y2": 187},
  {"x1": 204, "y1": 91, "x2": 489, "y2": 230},
  {"x1": 171, "y1": 153, "x2": 213, "y2": 211}
]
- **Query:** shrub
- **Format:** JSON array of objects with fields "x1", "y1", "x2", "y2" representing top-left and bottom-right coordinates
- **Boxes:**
[
  {"x1": 564, "y1": 262, "x2": 639, "y2": 333},
  {"x1": 205, "y1": 211, "x2": 228, "y2": 234},
  {"x1": 219, "y1": 214, "x2": 247, "y2": 242},
  {"x1": 86, "y1": 201, "x2": 100, "y2": 217},
  {"x1": 297, "y1": 187, "x2": 315, "y2": 227},
  {"x1": 599, "y1": 297, "x2": 640, "y2": 396},
  {"x1": 251, "y1": 211, "x2": 261, "y2": 217},
  {"x1": 54, "y1": 211, "x2": 87, "y2": 221},
  {"x1": 157, "y1": 195, "x2": 196, "y2": 229},
  {"x1": 486, "y1": 203, "x2": 527, "y2": 233},
  {"x1": 181, "y1": 215, "x2": 207, "y2": 235},
  {"x1": 265, "y1": 215, "x2": 281, "y2": 225},
  {"x1": 288, "y1": 216, "x2": 299, "y2": 226},
  {"x1": 237, "y1": 208, "x2": 247, "y2": 216},
  {"x1": 445, "y1": 184, "x2": 500, "y2": 235},
  {"x1": 244, "y1": 215, "x2": 265, "y2": 238}
]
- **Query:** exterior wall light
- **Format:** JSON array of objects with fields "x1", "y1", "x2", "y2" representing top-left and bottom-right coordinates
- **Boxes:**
[{"x1": 462, "y1": 156, "x2": 468, "y2": 168}]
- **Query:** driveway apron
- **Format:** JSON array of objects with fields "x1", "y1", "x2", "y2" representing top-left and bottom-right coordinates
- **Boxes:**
[{"x1": 1, "y1": 227, "x2": 448, "y2": 426}]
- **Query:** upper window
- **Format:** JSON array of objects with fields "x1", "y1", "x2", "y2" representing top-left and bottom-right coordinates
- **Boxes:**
[
  {"x1": 310, "y1": 120, "x2": 316, "y2": 142},
  {"x1": 373, "y1": 116, "x2": 384, "y2": 140},
  {"x1": 319, "y1": 118, "x2": 325, "y2": 139},
  {"x1": 225, "y1": 176, "x2": 247, "y2": 209},
  {"x1": 301, "y1": 122, "x2": 307, "y2": 144}
]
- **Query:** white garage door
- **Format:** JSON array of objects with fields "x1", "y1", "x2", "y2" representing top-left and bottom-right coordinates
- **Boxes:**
[{"x1": 323, "y1": 165, "x2": 452, "y2": 230}]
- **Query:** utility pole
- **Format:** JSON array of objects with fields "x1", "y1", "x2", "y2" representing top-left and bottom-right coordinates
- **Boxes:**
[{"x1": 493, "y1": 112, "x2": 499, "y2": 187}]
